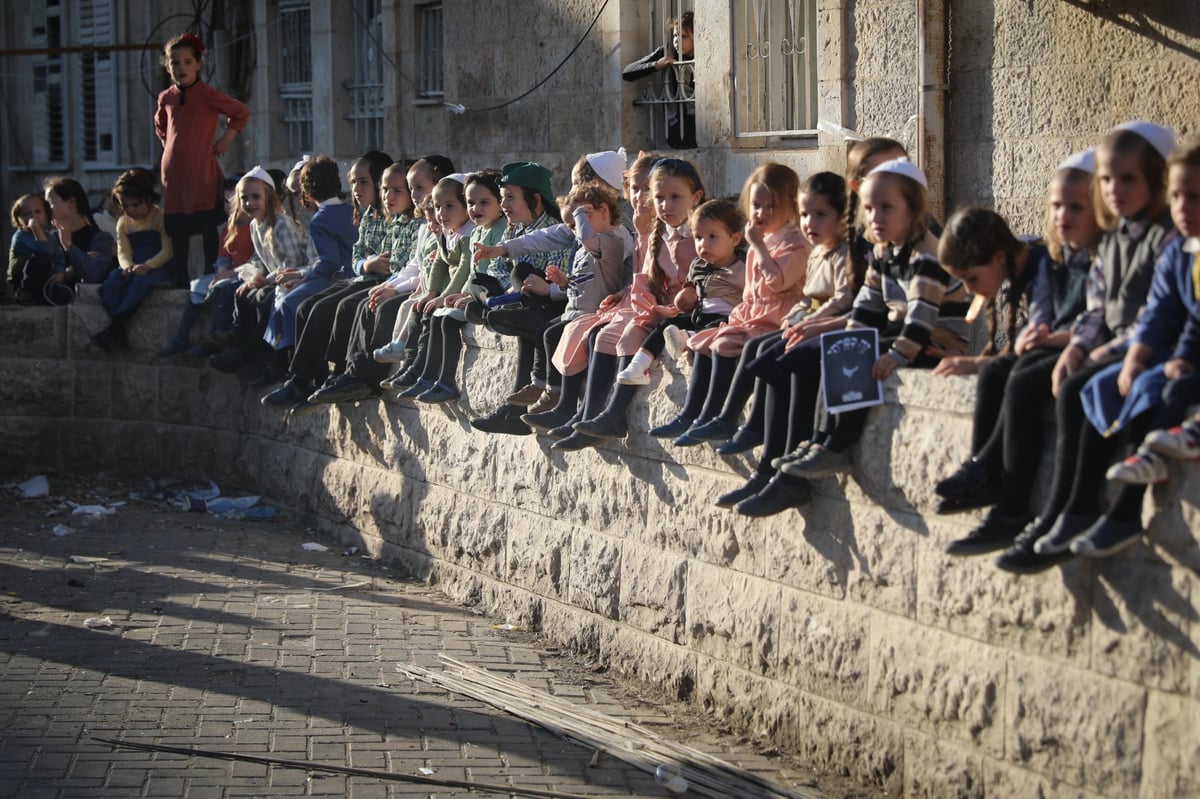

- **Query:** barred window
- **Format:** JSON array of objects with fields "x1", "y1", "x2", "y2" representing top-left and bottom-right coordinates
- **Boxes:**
[
  {"x1": 78, "y1": 0, "x2": 117, "y2": 164},
  {"x1": 732, "y1": 0, "x2": 819, "y2": 137},
  {"x1": 278, "y1": 0, "x2": 313, "y2": 153},
  {"x1": 630, "y1": 0, "x2": 695, "y2": 150},
  {"x1": 30, "y1": 1, "x2": 67, "y2": 166},
  {"x1": 416, "y1": 2, "x2": 443, "y2": 99},
  {"x1": 347, "y1": 0, "x2": 384, "y2": 150}
]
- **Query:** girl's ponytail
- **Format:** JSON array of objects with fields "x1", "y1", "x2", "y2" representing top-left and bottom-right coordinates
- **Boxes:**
[{"x1": 647, "y1": 216, "x2": 668, "y2": 301}]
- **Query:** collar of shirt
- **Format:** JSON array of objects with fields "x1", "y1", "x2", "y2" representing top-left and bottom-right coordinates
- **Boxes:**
[
  {"x1": 1118, "y1": 215, "x2": 1150, "y2": 241},
  {"x1": 317, "y1": 197, "x2": 345, "y2": 209},
  {"x1": 1183, "y1": 237, "x2": 1200, "y2": 255},
  {"x1": 444, "y1": 220, "x2": 476, "y2": 250},
  {"x1": 664, "y1": 223, "x2": 687, "y2": 241}
]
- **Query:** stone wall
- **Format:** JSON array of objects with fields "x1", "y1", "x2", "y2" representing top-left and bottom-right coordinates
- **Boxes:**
[{"x1": 3, "y1": 291, "x2": 1199, "y2": 798}]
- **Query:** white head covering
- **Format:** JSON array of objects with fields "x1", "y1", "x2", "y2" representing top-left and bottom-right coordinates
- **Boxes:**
[
  {"x1": 288, "y1": 155, "x2": 310, "y2": 178},
  {"x1": 1057, "y1": 149, "x2": 1096, "y2": 174},
  {"x1": 585, "y1": 149, "x2": 628, "y2": 191},
  {"x1": 241, "y1": 165, "x2": 275, "y2": 188},
  {"x1": 444, "y1": 173, "x2": 468, "y2": 185},
  {"x1": 867, "y1": 158, "x2": 928, "y2": 189},
  {"x1": 1113, "y1": 120, "x2": 1176, "y2": 160}
]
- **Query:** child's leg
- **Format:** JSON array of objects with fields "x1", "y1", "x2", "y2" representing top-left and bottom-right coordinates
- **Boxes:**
[
  {"x1": 650, "y1": 352, "x2": 713, "y2": 436},
  {"x1": 695, "y1": 354, "x2": 738, "y2": 424},
  {"x1": 434, "y1": 316, "x2": 467, "y2": 388},
  {"x1": 416, "y1": 313, "x2": 448, "y2": 383}
]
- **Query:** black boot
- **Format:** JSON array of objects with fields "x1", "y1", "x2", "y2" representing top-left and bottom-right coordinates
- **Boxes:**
[
  {"x1": 573, "y1": 354, "x2": 634, "y2": 438},
  {"x1": 735, "y1": 474, "x2": 812, "y2": 517},
  {"x1": 523, "y1": 371, "x2": 585, "y2": 433}
]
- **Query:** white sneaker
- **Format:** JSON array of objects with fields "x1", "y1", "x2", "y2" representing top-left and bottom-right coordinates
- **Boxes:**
[
  {"x1": 616, "y1": 351, "x2": 654, "y2": 385},
  {"x1": 374, "y1": 340, "x2": 407, "y2": 363},
  {"x1": 1106, "y1": 450, "x2": 1168, "y2": 485},
  {"x1": 662, "y1": 325, "x2": 689, "y2": 362},
  {"x1": 1145, "y1": 420, "x2": 1200, "y2": 461}
]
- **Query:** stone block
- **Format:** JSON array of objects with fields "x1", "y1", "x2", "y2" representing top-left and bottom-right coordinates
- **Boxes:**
[
  {"x1": 601, "y1": 624, "x2": 697, "y2": 702},
  {"x1": 990, "y1": 68, "x2": 1032, "y2": 139},
  {"x1": 684, "y1": 562, "x2": 779, "y2": 675},
  {"x1": 109, "y1": 363, "x2": 160, "y2": 422},
  {"x1": 917, "y1": 516, "x2": 1090, "y2": 665},
  {"x1": 72, "y1": 360, "x2": 113, "y2": 419},
  {"x1": 776, "y1": 588, "x2": 870, "y2": 708},
  {"x1": 0, "y1": 358, "x2": 72, "y2": 417},
  {"x1": 768, "y1": 495, "x2": 849, "y2": 599},
  {"x1": 1028, "y1": 66, "x2": 1112, "y2": 138},
  {"x1": 0, "y1": 305, "x2": 66, "y2": 359},
  {"x1": 995, "y1": 0, "x2": 1059, "y2": 68},
  {"x1": 841, "y1": 499, "x2": 918, "y2": 618},
  {"x1": 1140, "y1": 691, "x2": 1200, "y2": 799},
  {"x1": 982, "y1": 760, "x2": 1106, "y2": 799},
  {"x1": 902, "y1": 731, "x2": 984, "y2": 799},
  {"x1": 1087, "y1": 558, "x2": 1192, "y2": 694},
  {"x1": 413, "y1": 486, "x2": 507, "y2": 580},
  {"x1": 566, "y1": 529, "x2": 621, "y2": 619},
  {"x1": 1005, "y1": 654, "x2": 1145, "y2": 795},
  {"x1": 870, "y1": 619, "x2": 1005, "y2": 755},
  {"x1": 506, "y1": 518, "x2": 571, "y2": 601},
  {"x1": 0, "y1": 417, "x2": 61, "y2": 474},
  {"x1": 617, "y1": 540, "x2": 687, "y2": 642},
  {"x1": 947, "y1": 0, "x2": 996, "y2": 72}
]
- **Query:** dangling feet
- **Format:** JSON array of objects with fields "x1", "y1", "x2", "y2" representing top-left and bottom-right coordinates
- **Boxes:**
[
  {"x1": 1145, "y1": 417, "x2": 1200, "y2": 461},
  {"x1": 934, "y1": 458, "x2": 1001, "y2": 514},
  {"x1": 616, "y1": 349, "x2": 655, "y2": 386}
]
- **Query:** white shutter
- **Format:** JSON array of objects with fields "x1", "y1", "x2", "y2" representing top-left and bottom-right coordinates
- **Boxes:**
[{"x1": 79, "y1": 0, "x2": 117, "y2": 164}]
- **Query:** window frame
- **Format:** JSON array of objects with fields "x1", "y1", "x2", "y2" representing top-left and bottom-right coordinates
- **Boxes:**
[
  {"x1": 415, "y1": 1, "x2": 443, "y2": 102},
  {"x1": 730, "y1": 0, "x2": 820, "y2": 139}
]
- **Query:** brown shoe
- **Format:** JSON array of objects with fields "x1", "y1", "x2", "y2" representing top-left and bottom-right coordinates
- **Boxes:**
[
  {"x1": 527, "y1": 388, "x2": 561, "y2": 414},
  {"x1": 506, "y1": 383, "x2": 545, "y2": 405}
]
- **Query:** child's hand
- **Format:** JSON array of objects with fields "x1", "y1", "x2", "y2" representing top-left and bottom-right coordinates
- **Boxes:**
[
  {"x1": 744, "y1": 220, "x2": 766, "y2": 248},
  {"x1": 1051, "y1": 346, "x2": 1086, "y2": 397},
  {"x1": 213, "y1": 130, "x2": 237, "y2": 158},
  {"x1": 53, "y1": 220, "x2": 72, "y2": 250},
  {"x1": 932, "y1": 354, "x2": 984, "y2": 377},
  {"x1": 1014, "y1": 323, "x2": 1050, "y2": 355},
  {"x1": 652, "y1": 303, "x2": 680, "y2": 321},
  {"x1": 872, "y1": 354, "x2": 900, "y2": 381},
  {"x1": 522, "y1": 275, "x2": 550, "y2": 296},
  {"x1": 132, "y1": 263, "x2": 152, "y2": 276},
  {"x1": 365, "y1": 252, "x2": 391, "y2": 274},
  {"x1": 424, "y1": 295, "x2": 446, "y2": 312},
  {"x1": 656, "y1": 54, "x2": 677, "y2": 70},
  {"x1": 673, "y1": 285, "x2": 698, "y2": 312},
  {"x1": 452, "y1": 294, "x2": 472, "y2": 310},
  {"x1": 1117, "y1": 360, "x2": 1145, "y2": 398},
  {"x1": 1164, "y1": 358, "x2": 1195, "y2": 380},
  {"x1": 545, "y1": 265, "x2": 567, "y2": 287},
  {"x1": 473, "y1": 243, "x2": 504, "y2": 264},
  {"x1": 368, "y1": 283, "x2": 398, "y2": 310}
]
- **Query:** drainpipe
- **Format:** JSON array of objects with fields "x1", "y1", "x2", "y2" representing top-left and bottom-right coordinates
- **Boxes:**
[{"x1": 918, "y1": 0, "x2": 949, "y2": 221}]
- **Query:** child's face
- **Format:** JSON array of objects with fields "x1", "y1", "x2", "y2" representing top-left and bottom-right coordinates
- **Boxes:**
[
  {"x1": 798, "y1": 190, "x2": 840, "y2": 248},
  {"x1": 381, "y1": 171, "x2": 411, "y2": 217},
  {"x1": 748, "y1": 182, "x2": 784, "y2": 234},
  {"x1": 1168, "y1": 163, "x2": 1200, "y2": 240},
  {"x1": 240, "y1": 180, "x2": 269, "y2": 221},
  {"x1": 18, "y1": 197, "x2": 48, "y2": 229},
  {"x1": 167, "y1": 46, "x2": 201, "y2": 88},
  {"x1": 575, "y1": 201, "x2": 613, "y2": 233},
  {"x1": 433, "y1": 185, "x2": 468, "y2": 231},
  {"x1": 1098, "y1": 149, "x2": 1152, "y2": 219},
  {"x1": 952, "y1": 251, "x2": 1007, "y2": 301},
  {"x1": 500, "y1": 186, "x2": 534, "y2": 226},
  {"x1": 45, "y1": 191, "x2": 73, "y2": 223},
  {"x1": 407, "y1": 169, "x2": 434, "y2": 207},
  {"x1": 1049, "y1": 172, "x2": 1100, "y2": 252},
  {"x1": 118, "y1": 194, "x2": 151, "y2": 221},
  {"x1": 693, "y1": 217, "x2": 740, "y2": 265},
  {"x1": 349, "y1": 165, "x2": 376, "y2": 210},
  {"x1": 673, "y1": 25, "x2": 693, "y2": 59},
  {"x1": 861, "y1": 173, "x2": 914, "y2": 246},
  {"x1": 466, "y1": 183, "x2": 503, "y2": 228},
  {"x1": 424, "y1": 207, "x2": 441, "y2": 234},
  {"x1": 653, "y1": 174, "x2": 702, "y2": 228},
  {"x1": 630, "y1": 170, "x2": 653, "y2": 215}
]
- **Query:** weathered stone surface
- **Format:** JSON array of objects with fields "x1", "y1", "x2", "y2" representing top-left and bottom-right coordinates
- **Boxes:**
[
  {"x1": 566, "y1": 529, "x2": 621, "y2": 619},
  {"x1": 506, "y1": 518, "x2": 571, "y2": 601},
  {"x1": 617, "y1": 540, "x2": 687, "y2": 642},
  {"x1": 685, "y1": 562, "x2": 779, "y2": 675},
  {"x1": 1088, "y1": 558, "x2": 1192, "y2": 693},
  {"x1": 870, "y1": 619, "x2": 1005, "y2": 755},
  {"x1": 917, "y1": 517, "x2": 1090, "y2": 665},
  {"x1": 776, "y1": 588, "x2": 870, "y2": 708},
  {"x1": 983, "y1": 760, "x2": 1106, "y2": 799},
  {"x1": 602, "y1": 624, "x2": 697, "y2": 702},
  {"x1": 1005, "y1": 654, "x2": 1145, "y2": 795},
  {"x1": 0, "y1": 358, "x2": 73, "y2": 417},
  {"x1": 414, "y1": 486, "x2": 507, "y2": 579},
  {"x1": 1140, "y1": 691, "x2": 1200, "y2": 799},
  {"x1": 903, "y1": 731, "x2": 984, "y2": 799},
  {"x1": 841, "y1": 499, "x2": 918, "y2": 618},
  {"x1": 769, "y1": 495, "x2": 849, "y2": 599},
  {"x1": 0, "y1": 306, "x2": 66, "y2": 359}
]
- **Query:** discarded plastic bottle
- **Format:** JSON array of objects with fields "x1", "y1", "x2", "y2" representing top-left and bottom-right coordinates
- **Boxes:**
[{"x1": 654, "y1": 764, "x2": 688, "y2": 794}]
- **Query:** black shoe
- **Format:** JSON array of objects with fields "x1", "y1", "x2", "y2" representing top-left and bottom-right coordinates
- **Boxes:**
[
  {"x1": 289, "y1": 399, "x2": 328, "y2": 419},
  {"x1": 935, "y1": 485, "x2": 1002, "y2": 515},
  {"x1": 416, "y1": 382, "x2": 460, "y2": 404},
  {"x1": 943, "y1": 509, "x2": 1029, "y2": 556},
  {"x1": 715, "y1": 473, "x2": 771, "y2": 508},
  {"x1": 994, "y1": 518, "x2": 1074, "y2": 574},
  {"x1": 688, "y1": 417, "x2": 740, "y2": 442},
  {"x1": 387, "y1": 368, "x2": 423, "y2": 390},
  {"x1": 209, "y1": 349, "x2": 246, "y2": 374},
  {"x1": 649, "y1": 416, "x2": 695, "y2": 439},
  {"x1": 734, "y1": 475, "x2": 812, "y2": 517},
  {"x1": 471, "y1": 405, "x2": 533, "y2": 436},
  {"x1": 310, "y1": 375, "x2": 374, "y2": 404},
  {"x1": 715, "y1": 426, "x2": 763, "y2": 455},
  {"x1": 522, "y1": 407, "x2": 576, "y2": 435},
  {"x1": 935, "y1": 458, "x2": 995, "y2": 499},
  {"x1": 261, "y1": 379, "x2": 311, "y2": 410},
  {"x1": 1070, "y1": 516, "x2": 1143, "y2": 558},
  {"x1": 552, "y1": 431, "x2": 601, "y2": 451},
  {"x1": 91, "y1": 327, "x2": 116, "y2": 352},
  {"x1": 248, "y1": 366, "x2": 287, "y2": 389},
  {"x1": 547, "y1": 415, "x2": 582, "y2": 440},
  {"x1": 397, "y1": 379, "x2": 433, "y2": 399},
  {"x1": 573, "y1": 412, "x2": 627, "y2": 439}
]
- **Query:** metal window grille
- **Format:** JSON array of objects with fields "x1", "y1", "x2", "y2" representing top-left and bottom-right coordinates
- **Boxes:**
[
  {"x1": 78, "y1": 0, "x2": 117, "y2": 164},
  {"x1": 630, "y1": 0, "x2": 694, "y2": 149},
  {"x1": 30, "y1": 2, "x2": 67, "y2": 166},
  {"x1": 416, "y1": 2, "x2": 443, "y2": 99},
  {"x1": 732, "y1": 0, "x2": 819, "y2": 137},
  {"x1": 278, "y1": 0, "x2": 313, "y2": 152},
  {"x1": 346, "y1": 0, "x2": 384, "y2": 149}
]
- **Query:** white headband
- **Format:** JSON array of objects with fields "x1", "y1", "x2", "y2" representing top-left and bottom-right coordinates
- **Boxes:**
[
  {"x1": 1057, "y1": 149, "x2": 1096, "y2": 175},
  {"x1": 867, "y1": 158, "x2": 928, "y2": 189},
  {"x1": 241, "y1": 166, "x2": 275, "y2": 188}
]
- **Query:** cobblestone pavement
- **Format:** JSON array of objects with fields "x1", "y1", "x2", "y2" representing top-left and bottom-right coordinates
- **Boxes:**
[{"x1": 0, "y1": 479, "x2": 821, "y2": 798}]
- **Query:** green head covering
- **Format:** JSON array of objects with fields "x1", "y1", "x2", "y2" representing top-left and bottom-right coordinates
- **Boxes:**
[{"x1": 499, "y1": 162, "x2": 556, "y2": 216}]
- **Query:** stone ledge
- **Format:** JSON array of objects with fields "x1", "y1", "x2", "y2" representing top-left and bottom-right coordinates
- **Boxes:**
[{"x1": 2, "y1": 290, "x2": 1198, "y2": 798}]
